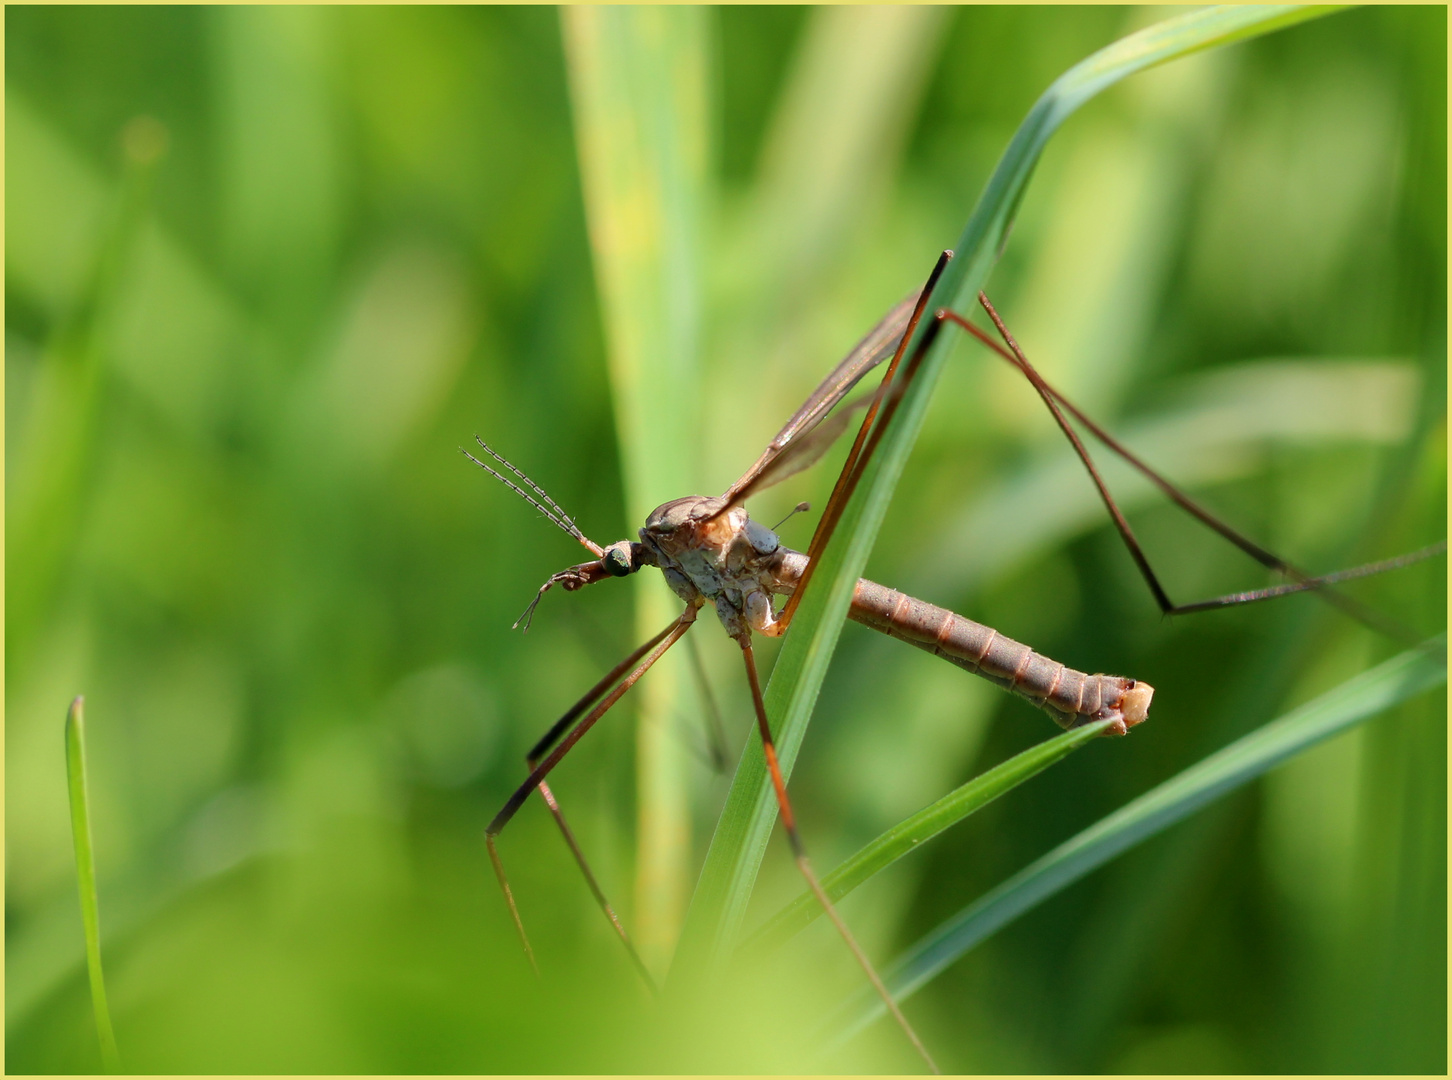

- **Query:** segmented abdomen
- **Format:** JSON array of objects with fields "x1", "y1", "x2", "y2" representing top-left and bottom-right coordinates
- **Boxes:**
[{"x1": 775, "y1": 550, "x2": 1152, "y2": 735}]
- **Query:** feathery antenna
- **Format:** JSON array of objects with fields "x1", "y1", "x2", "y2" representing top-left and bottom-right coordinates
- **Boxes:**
[{"x1": 464, "y1": 438, "x2": 603, "y2": 557}]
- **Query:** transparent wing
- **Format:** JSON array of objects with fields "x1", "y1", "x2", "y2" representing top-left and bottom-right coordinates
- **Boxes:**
[{"x1": 719, "y1": 288, "x2": 921, "y2": 507}]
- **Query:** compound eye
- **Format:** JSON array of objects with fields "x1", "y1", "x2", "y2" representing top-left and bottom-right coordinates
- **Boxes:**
[{"x1": 603, "y1": 546, "x2": 632, "y2": 577}]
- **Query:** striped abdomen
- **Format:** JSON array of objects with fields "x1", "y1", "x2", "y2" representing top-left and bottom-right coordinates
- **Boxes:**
[{"x1": 775, "y1": 550, "x2": 1152, "y2": 736}]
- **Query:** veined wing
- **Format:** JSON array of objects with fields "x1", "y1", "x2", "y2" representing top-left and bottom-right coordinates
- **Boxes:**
[{"x1": 719, "y1": 287, "x2": 923, "y2": 508}]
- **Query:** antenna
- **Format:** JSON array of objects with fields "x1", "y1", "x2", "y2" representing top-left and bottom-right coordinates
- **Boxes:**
[{"x1": 463, "y1": 438, "x2": 604, "y2": 557}]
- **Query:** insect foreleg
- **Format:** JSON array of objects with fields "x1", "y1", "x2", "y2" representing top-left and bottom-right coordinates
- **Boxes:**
[
  {"x1": 485, "y1": 609, "x2": 697, "y2": 979},
  {"x1": 530, "y1": 777, "x2": 656, "y2": 992}
]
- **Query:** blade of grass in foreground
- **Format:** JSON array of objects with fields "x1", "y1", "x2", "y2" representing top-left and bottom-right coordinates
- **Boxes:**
[
  {"x1": 562, "y1": 6, "x2": 710, "y2": 971},
  {"x1": 65, "y1": 696, "x2": 122, "y2": 1072},
  {"x1": 673, "y1": 4, "x2": 1344, "y2": 979},
  {"x1": 745, "y1": 720, "x2": 1114, "y2": 953},
  {"x1": 829, "y1": 637, "x2": 1447, "y2": 1045}
]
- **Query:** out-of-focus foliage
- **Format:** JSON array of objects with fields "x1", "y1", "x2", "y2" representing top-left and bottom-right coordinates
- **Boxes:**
[{"x1": 6, "y1": 7, "x2": 1444, "y2": 1073}]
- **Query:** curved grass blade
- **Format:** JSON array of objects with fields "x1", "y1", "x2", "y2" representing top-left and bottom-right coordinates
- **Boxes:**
[
  {"x1": 745, "y1": 719, "x2": 1114, "y2": 953},
  {"x1": 674, "y1": 4, "x2": 1344, "y2": 977},
  {"x1": 65, "y1": 696, "x2": 122, "y2": 1072},
  {"x1": 830, "y1": 637, "x2": 1447, "y2": 1045}
]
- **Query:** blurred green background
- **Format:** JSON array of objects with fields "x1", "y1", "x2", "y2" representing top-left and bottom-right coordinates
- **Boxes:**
[{"x1": 6, "y1": 6, "x2": 1445, "y2": 1073}]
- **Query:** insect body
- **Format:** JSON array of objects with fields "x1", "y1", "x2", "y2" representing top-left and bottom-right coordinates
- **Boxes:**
[
  {"x1": 595, "y1": 492, "x2": 1156, "y2": 735},
  {"x1": 640, "y1": 496, "x2": 786, "y2": 639},
  {"x1": 468, "y1": 256, "x2": 1156, "y2": 1073},
  {"x1": 464, "y1": 220, "x2": 1450, "y2": 1072},
  {"x1": 774, "y1": 551, "x2": 1152, "y2": 736}
]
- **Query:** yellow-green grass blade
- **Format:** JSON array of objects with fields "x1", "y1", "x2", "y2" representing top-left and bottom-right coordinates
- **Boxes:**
[
  {"x1": 831, "y1": 636, "x2": 1447, "y2": 1045},
  {"x1": 65, "y1": 697, "x2": 122, "y2": 1073},
  {"x1": 675, "y1": 4, "x2": 1344, "y2": 977},
  {"x1": 746, "y1": 719, "x2": 1114, "y2": 952},
  {"x1": 561, "y1": 6, "x2": 711, "y2": 972}
]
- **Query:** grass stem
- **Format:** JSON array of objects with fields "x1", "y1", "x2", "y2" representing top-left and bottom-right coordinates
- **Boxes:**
[{"x1": 65, "y1": 696, "x2": 121, "y2": 1073}]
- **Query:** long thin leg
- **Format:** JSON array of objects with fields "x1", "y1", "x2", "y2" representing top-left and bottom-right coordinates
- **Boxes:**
[
  {"x1": 943, "y1": 297, "x2": 1439, "y2": 641},
  {"x1": 521, "y1": 615, "x2": 679, "y2": 986},
  {"x1": 779, "y1": 312, "x2": 949, "y2": 634},
  {"x1": 778, "y1": 250, "x2": 952, "y2": 630},
  {"x1": 486, "y1": 610, "x2": 697, "y2": 975},
  {"x1": 527, "y1": 619, "x2": 681, "y2": 764},
  {"x1": 737, "y1": 635, "x2": 941, "y2": 1074},
  {"x1": 531, "y1": 777, "x2": 656, "y2": 992},
  {"x1": 771, "y1": 252, "x2": 1436, "y2": 643}
]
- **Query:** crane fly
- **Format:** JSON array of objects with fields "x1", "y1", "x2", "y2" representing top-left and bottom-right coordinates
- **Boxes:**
[{"x1": 465, "y1": 249, "x2": 1442, "y2": 1073}]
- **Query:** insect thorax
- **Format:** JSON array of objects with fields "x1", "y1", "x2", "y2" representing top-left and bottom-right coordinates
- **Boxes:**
[{"x1": 638, "y1": 496, "x2": 787, "y2": 637}]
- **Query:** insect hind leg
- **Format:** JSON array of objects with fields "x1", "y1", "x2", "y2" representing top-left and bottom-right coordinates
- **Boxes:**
[{"x1": 944, "y1": 295, "x2": 1442, "y2": 643}]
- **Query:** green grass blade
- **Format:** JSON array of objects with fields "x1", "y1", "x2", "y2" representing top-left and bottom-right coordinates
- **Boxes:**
[
  {"x1": 831, "y1": 637, "x2": 1447, "y2": 1044},
  {"x1": 746, "y1": 719, "x2": 1114, "y2": 952},
  {"x1": 561, "y1": 7, "x2": 711, "y2": 972},
  {"x1": 65, "y1": 696, "x2": 122, "y2": 1073},
  {"x1": 674, "y1": 4, "x2": 1343, "y2": 977}
]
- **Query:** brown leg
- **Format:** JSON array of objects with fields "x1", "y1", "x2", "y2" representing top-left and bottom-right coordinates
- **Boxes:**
[
  {"x1": 526, "y1": 619, "x2": 681, "y2": 764},
  {"x1": 777, "y1": 250, "x2": 952, "y2": 631},
  {"x1": 531, "y1": 777, "x2": 656, "y2": 992},
  {"x1": 738, "y1": 635, "x2": 941, "y2": 1074},
  {"x1": 486, "y1": 610, "x2": 697, "y2": 978},
  {"x1": 939, "y1": 297, "x2": 1440, "y2": 642}
]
